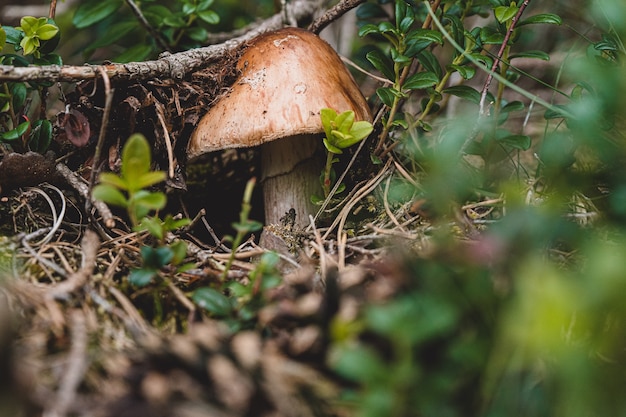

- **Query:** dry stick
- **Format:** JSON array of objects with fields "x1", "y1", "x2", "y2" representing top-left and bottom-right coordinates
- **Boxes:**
[
  {"x1": 322, "y1": 158, "x2": 392, "y2": 240},
  {"x1": 56, "y1": 162, "x2": 115, "y2": 228},
  {"x1": 479, "y1": 0, "x2": 532, "y2": 116},
  {"x1": 45, "y1": 309, "x2": 88, "y2": 417},
  {"x1": 21, "y1": 228, "x2": 69, "y2": 277},
  {"x1": 311, "y1": 129, "x2": 369, "y2": 227},
  {"x1": 382, "y1": 175, "x2": 404, "y2": 231},
  {"x1": 49, "y1": 0, "x2": 57, "y2": 19},
  {"x1": 48, "y1": 230, "x2": 100, "y2": 299},
  {"x1": 308, "y1": 0, "x2": 366, "y2": 34},
  {"x1": 85, "y1": 68, "x2": 115, "y2": 228},
  {"x1": 124, "y1": 0, "x2": 171, "y2": 53},
  {"x1": 154, "y1": 102, "x2": 176, "y2": 179},
  {"x1": 0, "y1": 0, "x2": 324, "y2": 83}
]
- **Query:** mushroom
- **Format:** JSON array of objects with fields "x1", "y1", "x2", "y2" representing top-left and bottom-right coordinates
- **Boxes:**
[{"x1": 188, "y1": 27, "x2": 372, "y2": 248}]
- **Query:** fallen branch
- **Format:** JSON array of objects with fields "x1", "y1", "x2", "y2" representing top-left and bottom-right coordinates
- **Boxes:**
[{"x1": 0, "y1": 0, "x2": 324, "y2": 83}]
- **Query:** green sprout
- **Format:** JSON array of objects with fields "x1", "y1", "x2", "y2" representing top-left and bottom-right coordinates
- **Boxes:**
[
  {"x1": 320, "y1": 108, "x2": 373, "y2": 198},
  {"x1": 16, "y1": 16, "x2": 59, "y2": 57},
  {"x1": 93, "y1": 133, "x2": 191, "y2": 286}
]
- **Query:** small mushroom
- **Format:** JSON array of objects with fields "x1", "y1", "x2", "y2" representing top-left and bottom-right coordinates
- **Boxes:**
[{"x1": 188, "y1": 27, "x2": 372, "y2": 247}]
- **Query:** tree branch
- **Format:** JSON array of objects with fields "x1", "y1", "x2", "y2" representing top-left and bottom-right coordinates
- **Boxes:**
[
  {"x1": 0, "y1": 0, "x2": 324, "y2": 84},
  {"x1": 308, "y1": 0, "x2": 366, "y2": 34}
]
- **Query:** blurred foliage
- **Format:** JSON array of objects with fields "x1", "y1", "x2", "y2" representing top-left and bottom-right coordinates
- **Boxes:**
[
  {"x1": 329, "y1": 0, "x2": 626, "y2": 416},
  {"x1": 64, "y1": 0, "x2": 277, "y2": 62},
  {"x1": 0, "y1": 17, "x2": 60, "y2": 153}
]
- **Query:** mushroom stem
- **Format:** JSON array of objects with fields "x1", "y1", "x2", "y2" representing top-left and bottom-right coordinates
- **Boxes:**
[{"x1": 260, "y1": 133, "x2": 323, "y2": 230}]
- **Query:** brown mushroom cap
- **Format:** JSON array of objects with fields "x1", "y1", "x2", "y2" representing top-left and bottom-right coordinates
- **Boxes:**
[{"x1": 188, "y1": 27, "x2": 372, "y2": 158}]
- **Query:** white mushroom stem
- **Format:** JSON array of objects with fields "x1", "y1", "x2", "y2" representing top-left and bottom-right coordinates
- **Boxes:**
[{"x1": 260, "y1": 134, "x2": 323, "y2": 229}]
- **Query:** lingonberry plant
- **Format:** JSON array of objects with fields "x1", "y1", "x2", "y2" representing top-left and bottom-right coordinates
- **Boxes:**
[{"x1": 0, "y1": 17, "x2": 60, "y2": 153}]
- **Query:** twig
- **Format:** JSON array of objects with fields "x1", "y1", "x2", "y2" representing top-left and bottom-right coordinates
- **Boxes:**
[
  {"x1": 340, "y1": 55, "x2": 392, "y2": 84},
  {"x1": 383, "y1": 175, "x2": 404, "y2": 231},
  {"x1": 166, "y1": 278, "x2": 196, "y2": 313},
  {"x1": 21, "y1": 228, "x2": 69, "y2": 277},
  {"x1": 49, "y1": 0, "x2": 57, "y2": 19},
  {"x1": 308, "y1": 0, "x2": 366, "y2": 34},
  {"x1": 0, "y1": 0, "x2": 325, "y2": 83},
  {"x1": 24, "y1": 184, "x2": 66, "y2": 246},
  {"x1": 201, "y1": 216, "x2": 230, "y2": 252},
  {"x1": 311, "y1": 127, "x2": 370, "y2": 226},
  {"x1": 124, "y1": 0, "x2": 171, "y2": 53},
  {"x1": 154, "y1": 102, "x2": 175, "y2": 179},
  {"x1": 56, "y1": 162, "x2": 115, "y2": 229},
  {"x1": 367, "y1": 223, "x2": 419, "y2": 240},
  {"x1": 44, "y1": 309, "x2": 88, "y2": 417},
  {"x1": 47, "y1": 230, "x2": 100, "y2": 299},
  {"x1": 87, "y1": 68, "x2": 114, "y2": 203},
  {"x1": 478, "y1": 0, "x2": 532, "y2": 116},
  {"x1": 323, "y1": 159, "x2": 392, "y2": 240}
]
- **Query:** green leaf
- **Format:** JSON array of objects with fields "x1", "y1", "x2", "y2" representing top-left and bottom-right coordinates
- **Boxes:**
[
  {"x1": 98, "y1": 172, "x2": 128, "y2": 190},
  {"x1": 115, "y1": 44, "x2": 153, "y2": 63},
  {"x1": 497, "y1": 134, "x2": 531, "y2": 150},
  {"x1": 335, "y1": 110, "x2": 355, "y2": 133},
  {"x1": 92, "y1": 184, "x2": 128, "y2": 207},
  {"x1": 10, "y1": 83, "x2": 27, "y2": 110},
  {"x1": 192, "y1": 287, "x2": 232, "y2": 316},
  {"x1": 131, "y1": 190, "x2": 167, "y2": 211},
  {"x1": 19, "y1": 17, "x2": 41, "y2": 36},
  {"x1": 73, "y1": 0, "x2": 123, "y2": 28},
  {"x1": 137, "y1": 217, "x2": 164, "y2": 239},
  {"x1": 3, "y1": 26, "x2": 23, "y2": 46},
  {"x1": 469, "y1": 52, "x2": 494, "y2": 68},
  {"x1": 36, "y1": 24, "x2": 59, "y2": 41},
  {"x1": 358, "y1": 23, "x2": 380, "y2": 38},
  {"x1": 197, "y1": 10, "x2": 220, "y2": 25},
  {"x1": 83, "y1": 20, "x2": 137, "y2": 55},
  {"x1": 443, "y1": 85, "x2": 481, "y2": 104},
  {"x1": 20, "y1": 37, "x2": 39, "y2": 56},
  {"x1": 129, "y1": 268, "x2": 157, "y2": 287},
  {"x1": 416, "y1": 50, "x2": 443, "y2": 79},
  {"x1": 519, "y1": 13, "x2": 562, "y2": 26},
  {"x1": 366, "y1": 50, "x2": 395, "y2": 81},
  {"x1": 121, "y1": 134, "x2": 152, "y2": 189},
  {"x1": 408, "y1": 29, "x2": 444, "y2": 45},
  {"x1": 321, "y1": 108, "x2": 337, "y2": 140},
  {"x1": 0, "y1": 27, "x2": 6, "y2": 47},
  {"x1": 163, "y1": 14, "x2": 186, "y2": 28},
  {"x1": 323, "y1": 138, "x2": 343, "y2": 154},
  {"x1": 350, "y1": 120, "x2": 374, "y2": 141},
  {"x1": 480, "y1": 27, "x2": 505, "y2": 45},
  {"x1": 449, "y1": 64, "x2": 476, "y2": 80},
  {"x1": 376, "y1": 87, "x2": 399, "y2": 107},
  {"x1": 356, "y1": 3, "x2": 387, "y2": 20},
  {"x1": 1, "y1": 120, "x2": 30, "y2": 141},
  {"x1": 29, "y1": 119, "x2": 52, "y2": 153},
  {"x1": 494, "y1": 4, "x2": 519, "y2": 23},
  {"x1": 331, "y1": 344, "x2": 387, "y2": 383},
  {"x1": 509, "y1": 50, "x2": 550, "y2": 61},
  {"x1": 197, "y1": 0, "x2": 216, "y2": 11},
  {"x1": 404, "y1": 71, "x2": 439, "y2": 90},
  {"x1": 501, "y1": 100, "x2": 525, "y2": 114},
  {"x1": 169, "y1": 240, "x2": 188, "y2": 264},
  {"x1": 186, "y1": 26, "x2": 208, "y2": 42},
  {"x1": 135, "y1": 171, "x2": 167, "y2": 190},
  {"x1": 141, "y1": 245, "x2": 174, "y2": 269}
]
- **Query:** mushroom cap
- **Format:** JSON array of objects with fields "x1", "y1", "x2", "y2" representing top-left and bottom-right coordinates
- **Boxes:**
[{"x1": 188, "y1": 27, "x2": 372, "y2": 158}]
